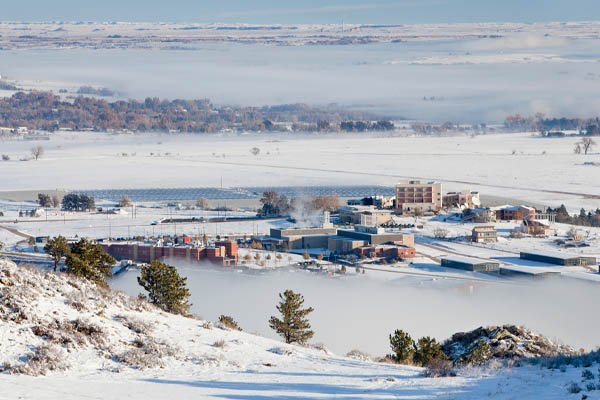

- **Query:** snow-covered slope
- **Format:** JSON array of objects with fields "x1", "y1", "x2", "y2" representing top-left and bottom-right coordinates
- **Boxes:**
[{"x1": 1, "y1": 258, "x2": 599, "y2": 399}]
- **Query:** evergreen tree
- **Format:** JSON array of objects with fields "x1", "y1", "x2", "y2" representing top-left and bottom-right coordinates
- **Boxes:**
[
  {"x1": 389, "y1": 329, "x2": 415, "y2": 364},
  {"x1": 469, "y1": 339, "x2": 491, "y2": 364},
  {"x1": 137, "y1": 260, "x2": 191, "y2": 314},
  {"x1": 38, "y1": 193, "x2": 51, "y2": 208},
  {"x1": 44, "y1": 235, "x2": 70, "y2": 272},
  {"x1": 269, "y1": 289, "x2": 314, "y2": 344},
  {"x1": 65, "y1": 238, "x2": 115, "y2": 287},
  {"x1": 414, "y1": 336, "x2": 446, "y2": 366}
]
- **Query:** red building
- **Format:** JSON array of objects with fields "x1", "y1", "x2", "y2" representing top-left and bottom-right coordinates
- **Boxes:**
[
  {"x1": 102, "y1": 241, "x2": 237, "y2": 266},
  {"x1": 354, "y1": 245, "x2": 416, "y2": 260}
]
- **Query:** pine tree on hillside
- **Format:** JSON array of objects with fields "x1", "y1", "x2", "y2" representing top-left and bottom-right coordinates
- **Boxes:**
[
  {"x1": 65, "y1": 238, "x2": 115, "y2": 287},
  {"x1": 269, "y1": 289, "x2": 314, "y2": 344},
  {"x1": 414, "y1": 336, "x2": 447, "y2": 366},
  {"x1": 137, "y1": 260, "x2": 191, "y2": 314},
  {"x1": 44, "y1": 235, "x2": 70, "y2": 272},
  {"x1": 389, "y1": 329, "x2": 415, "y2": 364}
]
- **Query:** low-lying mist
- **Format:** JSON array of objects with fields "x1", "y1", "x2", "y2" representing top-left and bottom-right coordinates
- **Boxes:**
[
  {"x1": 111, "y1": 262, "x2": 600, "y2": 356},
  {"x1": 4, "y1": 39, "x2": 600, "y2": 123}
]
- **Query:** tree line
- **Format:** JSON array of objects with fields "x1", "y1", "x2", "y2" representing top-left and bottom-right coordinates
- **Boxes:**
[
  {"x1": 504, "y1": 114, "x2": 600, "y2": 135},
  {"x1": 37, "y1": 193, "x2": 96, "y2": 212},
  {"x1": 547, "y1": 205, "x2": 600, "y2": 227},
  {"x1": 258, "y1": 191, "x2": 340, "y2": 217},
  {"x1": 0, "y1": 91, "x2": 394, "y2": 134}
]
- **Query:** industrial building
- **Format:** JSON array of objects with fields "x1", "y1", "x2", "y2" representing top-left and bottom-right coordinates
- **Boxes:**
[
  {"x1": 440, "y1": 256, "x2": 500, "y2": 272},
  {"x1": 261, "y1": 224, "x2": 415, "y2": 257},
  {"x1": 395, "y1": 180, "x2": 442, "y2": 213},
  {"x1": 471, "y1": 226, "x2": 498, "y2": 243},
  {"x1": 519, "y1": 250, "x2": 596, "y2": 266},
  {"x1": 269, "y1": 227, "x2": 337, "y2": 250}
]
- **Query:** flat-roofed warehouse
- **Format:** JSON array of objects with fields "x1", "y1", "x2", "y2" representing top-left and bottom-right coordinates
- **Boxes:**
[
  {"x1": 519, "y1": 250, "x2": 597, "y2": 266},
  {"x1": 440, "y1": 256, "x2": 500, "y2": 272}
]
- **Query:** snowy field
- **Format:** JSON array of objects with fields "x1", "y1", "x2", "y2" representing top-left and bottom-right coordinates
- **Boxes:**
[
  {"x1": 0, "y1": 131, "x2": 598, "y2": 211},
  {"x1": 2, "y1": 21, "x2": 600, "y2": 49}
]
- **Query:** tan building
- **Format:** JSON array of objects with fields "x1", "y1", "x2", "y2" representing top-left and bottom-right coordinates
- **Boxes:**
[
  {"x1": 471, "y1": 226, "x2": 498, "y2": 243},
  {"x1": 338, "y1": 206, "x2": 393, "y2": 226},
  {"x1": 443, "y1": 191, "x2": 481, "y2": 209},
  {"x1": 521, "y1": 219, "x2": 555, "y2": 237},
  {"x1": 395, "y1": 180, "x2": 442, "y2": 213}
]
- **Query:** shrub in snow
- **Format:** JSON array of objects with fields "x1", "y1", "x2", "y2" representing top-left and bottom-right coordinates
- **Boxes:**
[
  {"x1": 582, "y1": 369, "x2": 595, "y2": 381},
  {"x1": 9, "y1": 344, "x2": 69, "y2": 376},
  {"x1": 213, "y1": 340, "x2": 226, "y2": 348},
  {"x1": 307, "y1": 343, "x2": 331, "y2": 354},
  {"x1": 567, "y1": 382, "x2": 582, "y2": 394},
  {"x1": 117, "y1": 338, "x2": 179, "y2": 370},
  {"x1": 586, "y1": 383, "x2": 597, "y2": 391},
  {"x1": 217, "y1": 315, "x2": 241, "y2": 331},
  {"x1": 115, "y1": 314, "x2": 155, "y2": 334},
  {"x1": 202, "y1": 321, "x2": 213, "y2": 330},
  {"x1": 268, "y1": 347, "x2": 295, "y2": 356},
  {"x1": 346, "y1": 349, "x2": 373, "y2": 362},
  {"x1": 31, "y1": 318, "x2": 107, "y2": 348},
  {"x1": 424, "y1": 359, "x2": 457, "y2": 378}
]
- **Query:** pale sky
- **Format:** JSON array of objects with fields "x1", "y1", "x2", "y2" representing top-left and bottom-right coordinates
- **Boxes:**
[{"x1": 2, "y1": 0, "x2": 599, "y2": 24}]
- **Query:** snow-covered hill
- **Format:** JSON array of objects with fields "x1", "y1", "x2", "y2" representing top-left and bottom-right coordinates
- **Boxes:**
[{"x1": 1, "y1": 258, "x2": 599, "y2": 399}]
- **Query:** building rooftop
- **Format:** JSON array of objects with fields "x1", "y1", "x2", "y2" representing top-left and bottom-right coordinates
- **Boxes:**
[
  {"x1": 520, "y1": 250, "x2": 596, "y2": 260},
  {"x1": 441, "y1": 256, "x2": 499, "y2": 265}
]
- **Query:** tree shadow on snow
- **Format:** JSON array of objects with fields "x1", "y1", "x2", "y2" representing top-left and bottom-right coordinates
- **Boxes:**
[{"x1": 141, "y1": 378, "x2": 447, "y2": 399}]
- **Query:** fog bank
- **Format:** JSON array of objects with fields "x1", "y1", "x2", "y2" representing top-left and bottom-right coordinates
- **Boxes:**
[{"x1": 111, "y1": 264, "x2": 600, "y2": 356}]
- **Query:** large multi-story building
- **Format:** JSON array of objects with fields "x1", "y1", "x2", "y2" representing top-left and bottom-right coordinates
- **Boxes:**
[
  {"x1": 471, "y1": 226, "x2": 498, "y2": 243},
  {"x1": 443, "y1": 191, "x2": 481, "y2": 209},
  {"x1": 494, "y1": 205, "x2": 535, "y2": 221},
  {"x1": 395, "y1": 180, "x2": 442, "y2": 213},
  {"x1": 101, "y1": 238, "x2": 238, "y2": 266}
]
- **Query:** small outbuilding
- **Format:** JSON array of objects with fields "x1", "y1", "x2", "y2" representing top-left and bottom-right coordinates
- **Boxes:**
[
  {"x1": 519, "y1": 250, "x2": 596, "y2": 266},
  {"x1": 440, "y1": 256, "x2": 500, "y2": 272}
]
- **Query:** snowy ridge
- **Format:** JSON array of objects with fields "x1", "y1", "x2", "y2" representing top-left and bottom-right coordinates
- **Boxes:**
[
  {"x1": 2, "y1": 257, "x2": 600, "y2": 399},
  {"x1": 1, "y1": 21, "x2": 600, "y2": 49}
]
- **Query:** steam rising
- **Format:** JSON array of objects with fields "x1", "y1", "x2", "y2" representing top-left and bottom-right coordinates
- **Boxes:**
[
  {"x1": 289, "y1": 197, "x2": 325, "y2": 229},
  {"x1": 111, "y1": 264, "x2": 600, "y2": 356}
]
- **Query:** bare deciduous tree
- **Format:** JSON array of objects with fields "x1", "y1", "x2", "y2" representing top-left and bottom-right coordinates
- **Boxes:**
[
  {"x1": 119, "y1": 194, "x2": 132, "y2": 207},
  {"x1": 51, "y1": 195, "x2": 61, "y2": 208},
  {"x1": 576, "y1": 138, "x2": 597, "y2": 155},
  {"x1": 195, "y1": 197, "x2": 210, "y2": 210},
  {"x1": 31, "y1": 145, "x2": 44, "y2": 160}
]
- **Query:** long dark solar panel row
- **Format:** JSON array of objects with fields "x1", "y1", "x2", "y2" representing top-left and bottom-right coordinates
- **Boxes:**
[{"x1": 74, "y1": 186, "x2": 396, "y2": 202}]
